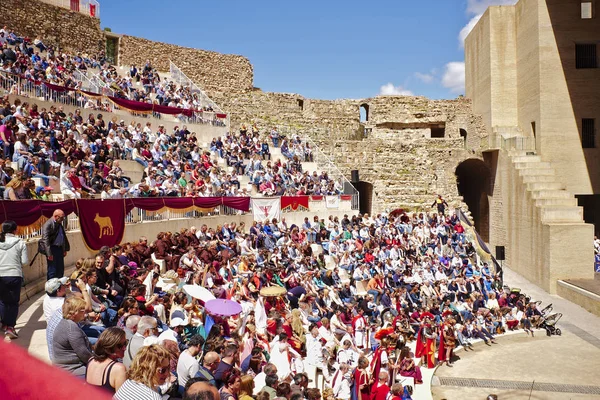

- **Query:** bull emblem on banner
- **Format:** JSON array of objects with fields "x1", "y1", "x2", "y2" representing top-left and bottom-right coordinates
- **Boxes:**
[{"x1": 94, "y1": 213, "x2": 114, "y2": 238}]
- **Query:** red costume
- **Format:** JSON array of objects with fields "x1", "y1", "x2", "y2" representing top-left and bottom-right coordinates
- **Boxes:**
[{"x1": 370, "y1": 382, "x2": 390, "y2": 400}]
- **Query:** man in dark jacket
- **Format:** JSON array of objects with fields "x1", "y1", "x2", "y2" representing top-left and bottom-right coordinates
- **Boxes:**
[{"x1": 41, "y1": 209, "x2": 70, "y2": 280}]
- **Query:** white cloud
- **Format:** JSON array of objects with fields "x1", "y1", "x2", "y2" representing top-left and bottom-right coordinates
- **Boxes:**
[
  {"x1": 379, "y1": 83, "x2": 414, "y2": 96},
  {"x1": 459, "y1": 14, "x2": 483, "y2": 48},
  {"x1": 414, "y1": 72, "x2": 434, "y2": 84},
  {"x1": 441, "y1": 62, "x2": 465, "y2": 94},
  {"x1": 460, "y1": 0, "x2": 517, "y2": 47},
  {"x1": 466, "y1": 0, "x2": 517, "y2": 15}
]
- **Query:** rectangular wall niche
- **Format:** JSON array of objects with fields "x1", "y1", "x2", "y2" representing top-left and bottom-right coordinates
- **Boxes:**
[{"x1": 430, "y1": 123, "x2": 446, "y2": 138}]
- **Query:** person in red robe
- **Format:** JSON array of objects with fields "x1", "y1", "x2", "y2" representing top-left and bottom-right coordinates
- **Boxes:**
[
  {"x1": 370, "y1": 370, "x2": 390, "y2": 400},
  {"x1": 438, "y1": 315, "x2": 456, "y2": 367},
  {"x1": 353, "y1": 356, "x2": 373, "y2": 400},
  {"x1": 423, "y1": 323, "x2": 437, "y2": 368}
]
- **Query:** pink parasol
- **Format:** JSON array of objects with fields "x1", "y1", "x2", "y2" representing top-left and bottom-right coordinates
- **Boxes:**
[{"x1": 205, "y1": 299, "x2": 242, "y2": 317}]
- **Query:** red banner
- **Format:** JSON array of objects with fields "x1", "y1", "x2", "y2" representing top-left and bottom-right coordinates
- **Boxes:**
[
  {"x1": 89, "y1": 4, "x2": 96, "y2": 17},
  {"x1": 281, "y1": 196, "x2": 309, "y2": 211},
  {"x1": 77, "y1": 199, "x2": 126, "y2": 250},
  {"x1": 341, "y1": 195, "x2": 353, "y2": 201},
  {"x1": 310, "y1": 195, "x2": 324, "y2": 201}
]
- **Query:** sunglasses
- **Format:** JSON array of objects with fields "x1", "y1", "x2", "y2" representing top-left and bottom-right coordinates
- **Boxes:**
[{"x1": 157, "y1": 366, "x2": 169, "y2": 374}]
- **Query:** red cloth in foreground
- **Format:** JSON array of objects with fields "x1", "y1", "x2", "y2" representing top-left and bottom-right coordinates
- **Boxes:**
[{"x1": 0, "y1": 340, "x2": 111, "y2": 400}]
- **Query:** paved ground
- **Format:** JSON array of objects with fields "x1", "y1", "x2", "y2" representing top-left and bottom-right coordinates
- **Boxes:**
[
  {"x1": 432, "y1": 267, "x2": 600, "y2": 400},
  {"x1": 564, "y1": 274, "x2": 600, "y2": 295}
]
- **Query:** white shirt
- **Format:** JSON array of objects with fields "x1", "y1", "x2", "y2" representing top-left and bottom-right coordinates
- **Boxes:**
[
  {"x1": 43, "y1": 295, "x2": 65, "y2": 321},
  {"x1": 305, "y1": 335, "x2": 324, "y2": 366},
  {"x1": 177, "y1": 349, "x2": 200, "y2": 388}
]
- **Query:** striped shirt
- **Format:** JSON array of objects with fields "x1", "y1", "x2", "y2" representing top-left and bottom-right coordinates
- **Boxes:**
[
  {"x1": 114, "y1": 379, "x2": 162, "y2": 400},
  {"x1": 46, "y1": 309, "x2": 62, "y2": 362}
]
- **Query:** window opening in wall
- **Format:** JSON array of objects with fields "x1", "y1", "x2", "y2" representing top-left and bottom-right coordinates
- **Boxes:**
[
  {"x1": 459, "y1": 129, "x2": 467, "y2": 148},
  {"x1": 531, "y1": 121, "x2": 536, "y2": 139},
  {"x1": 297, "y1": 99, "x2": 304, "y2": 111},
  {"x1": 581, "y1": 2, "x2": 593, "y2": 19},
  {"x1": 582, "y1": 118, "x2": 596, "y2": 148},
  {"x1": 576, "y1": 44, "x2": 597, "y2": 68},
  {"x1": 106, "y1": 37, "x2": 118, "y2": 64},
  {"x1": 431, "y1": 127, "x2": 445, "y2": 138},
  {"x1": 360, "y1": 104, "x2": 369, "y2": 123}
]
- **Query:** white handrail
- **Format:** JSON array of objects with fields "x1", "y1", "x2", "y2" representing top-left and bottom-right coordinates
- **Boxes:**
[{"x1": 168, "y1": 60, "x2": 224, "y2": 114}]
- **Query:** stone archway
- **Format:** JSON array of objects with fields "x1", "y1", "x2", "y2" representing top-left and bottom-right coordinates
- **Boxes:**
[{"x1": 455, "y1": 158, "x2": 490, "y2": 242}]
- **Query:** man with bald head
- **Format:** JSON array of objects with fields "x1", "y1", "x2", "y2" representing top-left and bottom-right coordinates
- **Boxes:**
[
  {"x1": 40, "y1": 209, "x2": 70, "y2": 280},
  {"x1": 184, "y1": 380, "x2": 219, "y2": 400},
  {"x1": 196, "y1": 351, "x2": 220, "y2": 387}
]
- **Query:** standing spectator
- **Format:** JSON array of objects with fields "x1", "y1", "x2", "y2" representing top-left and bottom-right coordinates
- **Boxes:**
[
  {"x1": 41, "y1": 209, "x2": 70, "y2": 280},
  {"x1": 0, "y1": 220, "x2": 28, "y2": 339}
]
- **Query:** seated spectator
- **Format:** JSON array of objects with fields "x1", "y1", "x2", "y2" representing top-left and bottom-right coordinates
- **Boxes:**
[
  {"x1": 115, "y1": 344, "x2": 172, "y2": 400},
  {"x1": 52, "y1": 296, "x2": 93, "y2": 377},
  {"x1": 86, "y1": 327, "x2": 128, "y2": 393}
]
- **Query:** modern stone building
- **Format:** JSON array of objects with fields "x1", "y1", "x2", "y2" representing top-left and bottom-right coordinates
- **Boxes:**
[{"x1": 465, "y1": 0, "x2": 598, "y2": 293}]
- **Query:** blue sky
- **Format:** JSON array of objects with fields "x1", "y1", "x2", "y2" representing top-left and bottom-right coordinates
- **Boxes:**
[{"x1": 99, "y1": 0, "x2": 515, "y2": 100}]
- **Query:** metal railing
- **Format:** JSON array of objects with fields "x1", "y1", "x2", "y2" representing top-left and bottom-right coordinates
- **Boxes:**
[
  {"x1": 169, "y1": 61, "x2": 224, "y2": 115},
  {"x1": 89, "y1": 72, "x2": 115, "y2": 97},
  {"x1": 72, "y1": 69, "x2": 101, "y2": 94},
  {"x1": 272, "y1": 124, "x2": 359, "y2": 196},
  {"x1": 482, "y1": 133, "x2": 536, "y2": 152},
  {"x1": 36, "y1": 0, "x2": 100, "y2": 18},
  {"x1": 0, "y1": 71, "x2": 226, "y2": 126},
  {"x1": 17, "y1": 195, "x2": 358, "y2": 241}
]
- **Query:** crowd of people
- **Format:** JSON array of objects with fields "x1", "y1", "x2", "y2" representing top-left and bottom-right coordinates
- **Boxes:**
[
  {"x1": 0, "y1": 25, "x2": 224, "y2": 122},
  {"x1": 0, "y1": 205, "x2": 547, "y2": 400},
  {"x1": 0, "y1": 93, "x2": 342, "y2": 200}
]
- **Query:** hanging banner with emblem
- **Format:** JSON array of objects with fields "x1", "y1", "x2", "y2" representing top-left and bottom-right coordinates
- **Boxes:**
[{"x1": 251, "y1": 198, "x2": 281, "y2": 222}]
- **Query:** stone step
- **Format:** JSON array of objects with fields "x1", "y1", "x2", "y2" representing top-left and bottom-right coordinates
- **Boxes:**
[
  {"x1": 535, "y1": 198, "x2": 579, "y2": 207},
  {"x1": 521, "y1": 175, "x2": 559, "y2": 184},
  {"x1": 511, "y1": 155, "x2": 542, "y2": 163},
  {"x1": 526, "y1": 182, "x2": 566, "y2": 191},
  {"x1": 514, "y1": 161, "x2": 553, "y2": 170},
  {"x1": 540, "y1": 206, "x2": 584, "y2": 223},
  {"x1": 518, "y1": 168, "x2": 556, "y2": 176},
  {"x1": 530, "y1": 190, "x2": 574, "y2": 200}
]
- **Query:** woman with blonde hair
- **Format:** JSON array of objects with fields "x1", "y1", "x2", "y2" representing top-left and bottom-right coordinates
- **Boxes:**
[
  {"x1": 86, "y1": 327, "x2": 128, "y2": 393},
  {"x1": 238, "y1": 374, "x2": 254, "y2": 400},
  {"x1": 52, "y1": 296, "x2": 93, "y2": 377},
  {"x1": 114, "y1": 344, "x2": 171, "y2": 400}
]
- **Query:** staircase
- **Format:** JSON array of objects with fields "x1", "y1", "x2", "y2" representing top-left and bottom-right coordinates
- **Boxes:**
[{"x1": 510, "y1": 151, "x2": 583, "y2": 223}]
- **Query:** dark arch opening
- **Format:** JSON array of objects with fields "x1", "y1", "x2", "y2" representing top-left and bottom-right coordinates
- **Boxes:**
[
  {"x1": 360, "y1": 104, "x2": 369, "y2": 123},
  {"x1": 459, "y1": 128, "x2": 467, "y2": 148},
  {"x1": 456, "y1": 159, "x2": 490, "y2": 242},
  {"x1": 354, "y1": 181, "x2": 373, "y2": 215}
]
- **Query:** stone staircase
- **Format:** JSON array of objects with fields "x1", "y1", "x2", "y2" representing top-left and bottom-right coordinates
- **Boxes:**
[{"x1": 510, "y1": 151, "x2": 583, "y2": 223}]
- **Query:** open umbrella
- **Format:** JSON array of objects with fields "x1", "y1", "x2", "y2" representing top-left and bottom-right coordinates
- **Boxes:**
[
  {"x1": 260, "y1": 286, "x2": 287, "y2": 297},
  {"x1": 205, "y1": 299, "x2": 242, "y2": 317},
  {"x1": 183, "y1": 285, "x2": 216, "y2": 303}
]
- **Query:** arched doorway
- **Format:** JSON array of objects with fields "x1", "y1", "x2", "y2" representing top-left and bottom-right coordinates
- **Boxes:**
[
  {"x1": 354, "y1": 181, "x2": 373, "y2": 215},
  {"x1": 455, "y1": 159, "x2": 490, "y2": 242},
  {"x1": 459, "y1": 128, "x2": 467, "y2": 148},
  {"x1": 360, "y1": 104, "x2": 369, "y2": 123}
]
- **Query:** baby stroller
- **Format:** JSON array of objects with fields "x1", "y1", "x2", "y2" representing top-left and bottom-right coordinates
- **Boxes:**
[{"x1": 539, "y1": 312, "x2": 563, "y2": 336}]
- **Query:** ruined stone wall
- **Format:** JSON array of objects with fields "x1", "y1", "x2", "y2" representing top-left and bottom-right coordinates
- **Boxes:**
[
  {"x1": 316, "y1": 137, "x2": 474, "y2": 213},
  {"x1": 0, "y1": 0, "x2": 104, "y2": 55},
  {"x1": 118, "y1": 36, "x2": 253, "y2": 95},
  {"x1": 213, "y1": 91, "x2": 363, "y2": 140}
]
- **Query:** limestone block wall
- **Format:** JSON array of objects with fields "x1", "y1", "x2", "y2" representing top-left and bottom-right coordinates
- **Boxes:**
[
  {"x1": 0, "y1": 0, "x2": 104, "y2": 55},
  {"x1": 316, "y1": 137, "x2": 473, "y2": 213},
  {"x1": 118, "y1": 36, "x2": 254, "y2": 95}
]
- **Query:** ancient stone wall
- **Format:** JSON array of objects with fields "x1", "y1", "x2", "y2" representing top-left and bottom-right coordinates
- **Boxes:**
[
  {"x1": 316, "y1": 137, "x2": 474, "y2": 213},
  {"x1": 0, "y1": 0, "x2": 104, "y2": 55},
  {"x1": 118, "y1": 36, "x2": 254, "y2": 95}
]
